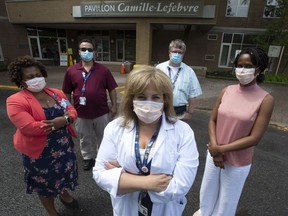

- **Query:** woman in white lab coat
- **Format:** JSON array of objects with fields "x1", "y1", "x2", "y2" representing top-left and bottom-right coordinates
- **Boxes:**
[{"x1": 93, "y1": 65, "x2": 199, "y2": 216}]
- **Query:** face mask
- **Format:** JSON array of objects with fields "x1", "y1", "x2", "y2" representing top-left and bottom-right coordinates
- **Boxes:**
[
  {"x1": 170, "y1": 53, "x2": 183, "y2": 65},
  {"x1": 133, "y1": 100, "x2": 163, "y2": 124},
  {"x1": 235, "y1": 68, "x2": 256, "y2": 85},
  {"x1": 80, "y1": 51, "x2": 94, "y2": 62},
  {"x1": 25, "y1": 77, "x2": 46, "y2": 92}
]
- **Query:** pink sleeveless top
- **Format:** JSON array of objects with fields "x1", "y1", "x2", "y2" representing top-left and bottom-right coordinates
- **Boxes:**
[{"x1": 217, "y1": 84, "x2": 268, "y2": 166}]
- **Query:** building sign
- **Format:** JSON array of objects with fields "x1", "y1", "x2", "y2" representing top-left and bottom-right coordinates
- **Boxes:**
[
  {"x1": 80, "y1": 1, "x2": 204, "y2": 17},
  {"x1": 60, "y1": 53, "x2": 68, "y2": 66},
  {"x1": 268, "y1": 45, "x2": 281, "y2": 58}
]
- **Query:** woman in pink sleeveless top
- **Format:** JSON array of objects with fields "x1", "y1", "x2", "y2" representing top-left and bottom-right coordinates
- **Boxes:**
[{"x1": 194, "y1": 48, "x2": 274, "y2": 216}]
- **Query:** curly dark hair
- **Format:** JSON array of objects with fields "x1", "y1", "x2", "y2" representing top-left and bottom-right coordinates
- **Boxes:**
[
  {"x1": 8, "y1": 55, "x2": 47, "y2": 87},
  {"x1": 233, "y1": 47, "x2": 269, "y2": 83}
]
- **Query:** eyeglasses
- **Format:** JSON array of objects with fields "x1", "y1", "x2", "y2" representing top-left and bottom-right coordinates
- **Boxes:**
[
  {"x1": 80, "y1": 48, "x2": 94, "y2": 52},
  {"x1": 170, "y1": 50, "x2": 184, "y2": 54}
]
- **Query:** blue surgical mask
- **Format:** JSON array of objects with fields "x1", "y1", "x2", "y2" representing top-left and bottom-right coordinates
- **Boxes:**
[
  {"x1": 170, "y1": 53, "x2": 183, "y2": 65},
  {"x1": 80, "y1": 51, "x2": 94, "y2": 62}
]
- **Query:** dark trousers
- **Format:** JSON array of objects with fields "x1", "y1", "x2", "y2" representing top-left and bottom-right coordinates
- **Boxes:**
[{"x1": 173, "y1": 105, "x2": 187, "y2": 116}]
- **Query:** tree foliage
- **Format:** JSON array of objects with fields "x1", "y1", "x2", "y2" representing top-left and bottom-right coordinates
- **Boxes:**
[
  {"x1": 256, "y1": 0, "x2": 288, "y2": 49},
  {"x1": 256, "y1": 0, "x2": 288, "y2": 73}
]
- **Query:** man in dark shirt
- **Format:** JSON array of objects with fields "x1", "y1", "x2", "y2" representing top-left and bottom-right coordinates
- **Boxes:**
[{"x1": 62, "y1": 38, "x2": 118, "y2": 171}]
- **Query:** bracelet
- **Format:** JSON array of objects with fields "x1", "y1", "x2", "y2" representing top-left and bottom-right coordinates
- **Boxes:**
[{"x1": 64, "y1": 115, "x2": 71, "y2": 124}]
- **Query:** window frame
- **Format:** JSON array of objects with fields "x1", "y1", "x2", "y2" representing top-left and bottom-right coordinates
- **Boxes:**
[
  {"x1": 27, "y1": 27, "x2": 67, "y2": 60},
  {"x1": 0, "y1": 43, "x2": 4, "y2": 61},
  {"x1": 226, "y1": 0, "x2": 250, "y2": 17},
  {"x1": 205, "y1": 54, "x2": 215, "y2": 61},
  {"x1": 263, "y1": 0, "x2": 282, "y2": 18},
  {"x1": 207, "y1": 34, "x2": 218, "y2": 40},
  {"x1": 95, "y1": 37, "x2": 111, "y2": 62},
  {"x1": 218, "y1": 32, "x2": 257, "y2": 68}
]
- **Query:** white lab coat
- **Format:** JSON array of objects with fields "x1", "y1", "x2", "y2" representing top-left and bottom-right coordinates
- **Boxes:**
[{"x1": 93, "y1": 114, "x2": 199, "y2": 216}]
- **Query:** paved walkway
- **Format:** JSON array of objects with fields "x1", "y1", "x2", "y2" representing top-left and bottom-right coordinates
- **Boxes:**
[{"x1": 1, "y1": 66, "x2": 287, "y2": 129}]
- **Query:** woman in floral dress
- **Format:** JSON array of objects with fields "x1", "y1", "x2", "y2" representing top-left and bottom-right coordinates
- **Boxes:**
[{"x1": 6, "y1": 56, "x2": 78, "y2": 216}]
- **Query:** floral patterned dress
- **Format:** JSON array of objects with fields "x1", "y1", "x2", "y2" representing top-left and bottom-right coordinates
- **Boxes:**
[{"x1": 22, "y1": 103, "x2": 78, "y2": 197}]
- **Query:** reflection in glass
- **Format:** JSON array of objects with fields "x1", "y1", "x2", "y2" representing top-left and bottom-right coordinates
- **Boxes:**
[
  {"x1": 125, "y1": 39, "x2": 136, "y2": 61},
  {"x1": 40, "y1": 38, "x2": 58, "y2": 59},
  {"x1": 117, "y1": 40, "x2": 124, "y2": 60},
  {"x1": 220, "y1": 45, "x2": 229, "y2": 66},
  {"x1": 226, "y1": 0, "x2": 250, "y2": 17},
  {"x1": 29, "y1": 38, "x2": 40, "y2": 58}
]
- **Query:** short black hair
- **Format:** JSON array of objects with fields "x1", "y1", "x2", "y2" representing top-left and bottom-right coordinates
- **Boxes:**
[
  {"x1": 8, "y1": 55, "x2": 47, "y2": 88},
  {"x1": 234, "y1": 47, "x2": 269, "y2": 83},
  {"x1": 78, "y1": 38, "x2": 95, "y2": 50}
]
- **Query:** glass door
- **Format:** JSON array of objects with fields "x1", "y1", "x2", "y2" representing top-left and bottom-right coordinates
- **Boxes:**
[
  {"x1": 116, "y1": 39, "x2": 124, "y2": 61},
  {"x1": 28, "y1": 37, "x2": 41, "y2": 58}
]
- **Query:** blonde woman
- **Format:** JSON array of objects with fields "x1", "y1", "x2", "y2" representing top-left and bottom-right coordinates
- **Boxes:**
[{"x1": 93, "y1": 66, "x2": 199, "y2": 216}]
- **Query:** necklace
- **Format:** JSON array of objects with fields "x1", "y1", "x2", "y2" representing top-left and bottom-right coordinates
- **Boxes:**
[{"x1": 46, "y1": 99, "x2": 50, "y2": 107}]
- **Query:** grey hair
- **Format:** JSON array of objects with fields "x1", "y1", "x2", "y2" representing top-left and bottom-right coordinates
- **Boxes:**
[{"x1": 169, "y1": 39, "x2": 186, "y2": 52}]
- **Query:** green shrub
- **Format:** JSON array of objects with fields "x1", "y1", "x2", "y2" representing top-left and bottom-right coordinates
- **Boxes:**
[
  {"x1": 0, "y1": 62, "x2": 8, "y2": 71},
  {"x1": 265, "y1": 73, "x2": 288, "y2": 84}
]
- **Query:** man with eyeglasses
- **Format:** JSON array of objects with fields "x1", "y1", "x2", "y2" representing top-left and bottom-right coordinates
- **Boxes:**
[
  {"x1": 156, "y1": 39, "x2": 202, "y2": 120},
  {"x1": 62, "y1": 38, "x2": 118, "y2": 171}
]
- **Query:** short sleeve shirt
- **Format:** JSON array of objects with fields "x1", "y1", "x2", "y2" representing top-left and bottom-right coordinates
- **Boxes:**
[
  {"x1": 156, "y1": 61, "x2": 202, "y2": 107},
  {"x1": 62, "y1": 61, "x2": 118, "y2": 119}
]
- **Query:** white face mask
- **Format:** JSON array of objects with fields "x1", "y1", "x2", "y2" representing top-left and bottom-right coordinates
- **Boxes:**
[
  {"x1": 25, "y1": 77, "x2": 46, "y2": 92},
  {"x1": 235, "y1": 68, "x2": 256, "y2": 85},
  {"x1": 133, "y1": 100, "x2": 163, "y2": 124}
]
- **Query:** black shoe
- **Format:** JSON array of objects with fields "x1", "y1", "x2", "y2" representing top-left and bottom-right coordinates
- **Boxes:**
[
  {"x1": 83, "y1": 159, "x2": 95, "y2": 171},
  {"x1": 59, "y1": 196, "x2": 79, "y2": 209}
]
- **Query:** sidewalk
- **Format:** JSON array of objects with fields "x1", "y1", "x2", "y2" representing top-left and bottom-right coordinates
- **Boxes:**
[{"x1": 1, "y1": 65, "x2": 287, "y2": 129}]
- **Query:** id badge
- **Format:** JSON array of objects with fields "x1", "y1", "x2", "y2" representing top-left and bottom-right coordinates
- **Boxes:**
[
  {"x1": 79, "y1": 96, "x2": 86, "y2": 105},
  {"x1": 138, "y1": 203, "x2": 148, "y2": 216}
]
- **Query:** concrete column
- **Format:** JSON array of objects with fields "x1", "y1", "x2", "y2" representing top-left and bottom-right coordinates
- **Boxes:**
[{"x1": 135, "y1": 21, "x2": 151, "y2": 65}]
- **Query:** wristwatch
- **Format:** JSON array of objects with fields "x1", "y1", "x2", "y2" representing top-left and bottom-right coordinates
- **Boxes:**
[{"x1": 64, "y1": 115, "x2": 71, "y2": 124}]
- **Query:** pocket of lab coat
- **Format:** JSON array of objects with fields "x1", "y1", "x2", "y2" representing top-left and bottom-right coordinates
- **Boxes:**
[
  {"x1": 170, "y1": 196, "x2": 187, "y2": 215},
  {"x1": 161, "y1": 196, "x2": 187, "y2": 216}
]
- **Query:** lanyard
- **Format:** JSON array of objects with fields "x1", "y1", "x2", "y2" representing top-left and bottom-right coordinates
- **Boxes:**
[
  {"x1": 167, "y1": 67, "x2": 181, "y2": 89},
  {"x1": 134, "y1": 118, "x2": 162, "y2": 175},
  {"x1": 50, "y1": 92, "x2": 70, "y2": 112},
  {"x1": 81, "y1": 70, "x2": 92, "y2": 96}
]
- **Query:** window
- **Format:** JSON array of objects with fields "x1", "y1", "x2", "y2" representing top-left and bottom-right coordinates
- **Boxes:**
[
  {"x1": 116, "y1": 31, "x2": 136, "y2": 61},
  {"x1": 207, "y1": 34, "x2": 218, "y2": 40},
  {"x1": 29, "y1": 37, "x2": 40, "y2": 58},
  {"x1": 219, "y1": 33, "x2": 257, "y2": 68},
  {"x1": 95, "y1": 37, "x2": 110, "y2": 61},
  {"x1": 78, "y1": 30, "x2": 136, "y2": 62},
  {"x1": 0, "y1": 44, "x2": 4, "y2": 61},
  {"x1": 27, "y1": 27, "x2": 67, "y2": 60},
  {"x1": 124, "y1": 39, "x2": 136, "y2": 61},
  {"x1": 116, "y1": 39, "x2": 124, "y2": 61},
  {"x1": 226, "y1": 0, "x2": 250, "y2": 17},
  {"x1": 263, "y1": 0, "x2": 282, "y2": 18},
  {"x1": 205, "y1": 55, "x2": 215, "y2": 61}
]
